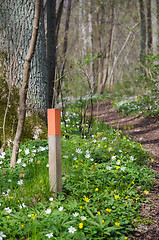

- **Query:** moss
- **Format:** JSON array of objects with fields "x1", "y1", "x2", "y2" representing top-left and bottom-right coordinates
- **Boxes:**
[
  {"x1": 22, "y1": 114, "x2": 47, "y2": 142},
  {"x1": 0, "y1": 75, "x2": 19, "y2": 147},
  {"x1": 0, "y1": 51, "x2": 47, "y2": 147}
]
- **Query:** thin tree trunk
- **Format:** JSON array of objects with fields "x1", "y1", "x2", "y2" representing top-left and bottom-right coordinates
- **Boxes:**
[
  {"x1": 56, "y1": 0, "x2": 72, "y2": 99},
  {"x1": 88, "y1": 0, "x2": 95, "y2": 94},
  {"x1": 2, "y1": 69, "x2": 12, "y2": 152},
  {"x1": 147, "y1": 0, "x2": 152, "y2": 53},
  {"x1": 139, "y1": 0, "x2": 146, "y2": 63},
  {"x1": 98, "y1": 0, "x2": 114, "y2": 94},
  {"x1": 95, "y1": 5, "x2": 103, "y2": 94},
  {"x1": 10, "y1": 0, "x2": 41, "y2": 168},
  {"x1": 151, "y1": 0, "x2": 159, "y2": 55},
  {"x1": 79, "y1": 0, "x2": 87, "y2": 55},
  {"x1": 56, "y1": 0, "x2": 65, "y2": 38},
  {"x1": 47, "y1": 0, "x2": 56, "y2": 108}
]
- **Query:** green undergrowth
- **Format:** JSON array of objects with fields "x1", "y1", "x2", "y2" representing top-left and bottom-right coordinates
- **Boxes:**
[
  {"x1": 0, "y1": 100, "x2": 156, "y2": 240},
  {"x1": 112, "y1": 54, "x2": 159, "y2": 118},
  {"x1": 112, "y1": 94, "x2": 159, "y2": 117}
]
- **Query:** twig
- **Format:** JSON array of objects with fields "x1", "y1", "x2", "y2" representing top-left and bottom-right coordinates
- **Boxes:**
[{"x1": 107, "y1": 22, "x2": 139, "y2": 84}]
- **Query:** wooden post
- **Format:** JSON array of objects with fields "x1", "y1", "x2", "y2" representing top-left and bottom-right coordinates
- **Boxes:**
[{"x1": 47, "y1": 109, "x2": 62, "y2": 193}]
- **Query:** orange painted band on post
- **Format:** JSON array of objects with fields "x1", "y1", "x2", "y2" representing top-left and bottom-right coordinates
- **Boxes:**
[{"x1": 47, "y1": 109, "x2": 61, "y2": 135}]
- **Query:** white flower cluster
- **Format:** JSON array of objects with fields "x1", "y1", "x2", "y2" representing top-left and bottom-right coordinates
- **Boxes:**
[{"x1": 0, "y1": 152, "x2": 5, "y2": 159}]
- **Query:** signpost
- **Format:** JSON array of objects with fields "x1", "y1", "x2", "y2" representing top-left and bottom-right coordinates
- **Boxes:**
[{"x1": 47, "y1": 109, "x2": 62, "y2": 193}]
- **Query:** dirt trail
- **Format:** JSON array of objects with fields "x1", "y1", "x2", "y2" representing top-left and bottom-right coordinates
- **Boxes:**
[{"x1": 91, "y1": 100, "x2": 159, "y2": 240}]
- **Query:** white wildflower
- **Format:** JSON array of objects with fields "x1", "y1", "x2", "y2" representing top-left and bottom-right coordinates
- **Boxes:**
[
  {"x1": 37, "y1": 146, "x2": 45, "y2": 152},
  {"x1": 80, "y1": 216, "x2": 87, "y2": 220},
  {"x1": 68, "y1": 226, "x2": 76, "y2": 233},
  {"x1": 25, "y1": 149, "x2": 30, "y2": 155},
  {"x1": 116, "y1": 160, "x2": 120, "y2": 165},
  {"x1": 29, "y1": 158, "x2": 34, "y2": 163},
  {"x1": 121, "y1": 167, "x2": 126, "y2": 171},
  {"x1": 73, "y1": 212, "x2": 79, "y2": 217},
  {"x1": 0, "y1": 152, "x2": 5, "y2": 159},
  {"x1": 17, "y1": 158, "x2": 21, "y2": 164},
  {"x1": 0, "y1": 231, "x2": 6, "y2": 239},
  {"x1": 85, "y1": 153, "x2": 90, "y2": 159},
  {"x1": 76, "y1": 148, "x2": 82, "y2": 154},
  {"x1": 4, "y1": 207, "x2": 12, "y2": 214},
  {"x1": 111, "y1": 156, "x2": 116, "y2": 161},
  {"x1": 106, "y1": 166, "x2": 112, "y2": 170},
  {"x1": 102, "y1": 137, "x2": 106, "y2": 140},
  {"x1": 33, "y1": 134, "x2": 39, "y2": 140},
  {"x1": 45, "y1": 209, "x2": 51, "y2": 214},
  {"x1": 58, "y1": 206, "x2": 63, "y2": 211},
  {"x1": 45, "y1": 232, "x2": 53, "y2": 238},
  {"x1": 130, "y1": 156, "x2": 134, "y2": 161},
  {"x1": 17, "y1": 179, "x2": 23, "y2": 186}
]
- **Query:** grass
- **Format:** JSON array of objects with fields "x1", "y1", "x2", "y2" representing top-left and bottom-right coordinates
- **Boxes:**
[{"x1": 0, "y1": 99, "x2": 156, "y2": 240}]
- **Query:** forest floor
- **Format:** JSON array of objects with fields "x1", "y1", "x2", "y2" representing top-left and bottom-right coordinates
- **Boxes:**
[{"x1": 90, "y1": 100, "x2": 159, "y2": 240}]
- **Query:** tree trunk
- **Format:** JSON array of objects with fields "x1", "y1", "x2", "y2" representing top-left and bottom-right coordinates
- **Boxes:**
[
  {"x1": 47, "y1": 0, "x2": 56, "y2": 108},
  {"x1": 79, "y1": 0, "x2": 87, "y2": 55},
  {"x1": 56, "y1": 0, "x2": 72, "y2": 99},
  {"x1": 151, "y1": 0, "x2": 159, "y2": 55},
  {"x1": 139, "y1": 0, "x2": 146, "y2": 63},
  {"x1": 98, "y1": 0, "x2": 114, "y2": 94},
  {"x1": 147, "y1": 0, "x2": 152, "y2": 53},
  {"x1": 88, "y1": 0, "x2": 95, "y2": 94},
  {"x1": 95, "y1": 5, "x2": 103, "y2": 94},
  {"x1": 56, "y1": 0, "x2": 65, "y2": 38},
  {"x1": 10, "y1": 0, "x2": 41, "y2": 168}
]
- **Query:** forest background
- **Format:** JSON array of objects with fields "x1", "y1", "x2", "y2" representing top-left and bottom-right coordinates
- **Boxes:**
[
  {"x1": 0, "y1": 0, "x2": 159, "y2": 164},
  {"x1": 0, "y1": 1, "x2": 159, "y2": 239}
]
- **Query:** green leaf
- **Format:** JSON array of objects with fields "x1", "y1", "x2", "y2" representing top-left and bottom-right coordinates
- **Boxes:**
[
  {"x1": 87, "y1": 219, "x2": 101, "y2": 228},
  {"x1": 62, "y1": 220, "x2": 76, "y2": 227},
  {"x1": 85, "y1": 207, "x2": 95, "y2": 218}
]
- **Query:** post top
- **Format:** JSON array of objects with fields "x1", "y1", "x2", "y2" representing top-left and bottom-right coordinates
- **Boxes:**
[{"x1": 47, "y1": 109, "x2": 61, "y2": 135}]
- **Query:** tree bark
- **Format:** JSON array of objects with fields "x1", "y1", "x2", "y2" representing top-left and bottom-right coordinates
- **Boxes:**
[
  {"x1": 88, "y1": 0, "x2": 95, "y2": 94},
  {"x1": 139, "y1": 0, "x2": 146, "y2": 63},
  {"x1": 10, "y1": 0, "x2": 41, "y2": 168},
  {"x1": 79, "y1": 0, "x2": 87, "y2": 55},
  {"x1": 56, "y1": 0, "x2": 65, "y2": 38},
  {"x1": 95, "y1": 5, "x2": 103, "y2": 94},
  {"x1": 147, "y1": 0, "x2": 152, "y2": 53},
  {"x1": 98, "y1": 0, "x2": 114, "y2": 94},
  {"x1": 151, "y1": 0, "x2": 159, "y2": 55},
  {"x1": 56, "y1": 0, "x2": 72, "y2": 99},
  {"x1": 47, "y1": 0, "x2": 56, "y2": 108}
]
